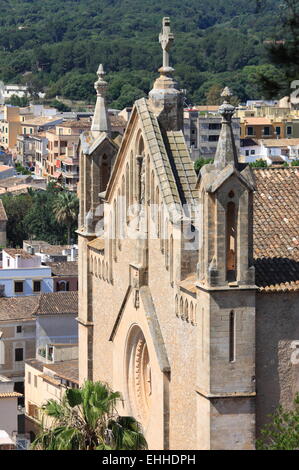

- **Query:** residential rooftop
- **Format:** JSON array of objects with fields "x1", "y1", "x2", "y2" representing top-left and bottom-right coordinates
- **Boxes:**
[
  {"x1": 0, "y1": 291, "x2": 78, "y2": 322},
  {"x1": 33, "y1": 291, "x2": 78, "y2": 316},
  {"x1": 3, "y1": 248, "x2": 35, "y2": 259},
  {"x1": 47, "y1": 261, "x2": 78, "y2": 277}
]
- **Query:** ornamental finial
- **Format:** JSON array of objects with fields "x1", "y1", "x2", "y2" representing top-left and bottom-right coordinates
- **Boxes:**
[
  {"x1": 218, "y1": 86, "x2": 235, "y2": 122},
  {"x1": 94, "y1": 63, "x2": 108, "y2": 97}
]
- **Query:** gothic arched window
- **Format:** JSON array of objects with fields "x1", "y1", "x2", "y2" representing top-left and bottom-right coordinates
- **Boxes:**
[
  {"x1": 184, "y1": 299, "x2": 189, "y2": 322},
  {"x1": 190, "y1": 302, "x2": 194, "y2": 324},
  {"x1": 169, "y1": 234, "x2": 174, "y2": 285},
  {"x1": 180, "y1": 297, "x2": 184, "y2": 318},
  {"x1": 175, "y1": 295, "x2": 179, "y2": 317},
  {"x1": 226, "y1": 201, "x2": 237, "y2": 282}
]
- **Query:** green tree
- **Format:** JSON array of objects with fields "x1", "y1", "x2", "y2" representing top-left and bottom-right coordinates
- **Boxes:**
[
  {"x1": 205, "y1": 84, "x2": 223, "y2": 105},
  {"x1": 15, "y1": 162, "x2": 31, "y2": 175},
  {"x1": 291, "y1": 159, "x2": 299, "y2": 166},
  {"x1": 6, "y1": 94, "x2": 29, "y2": 107},
  {"x1": 32, "y1": 381, "x2": 147, "y2": 450},
  {"x1": 194, "y1": 157, "x2": 213, "y2": 174},
  {"x1": 49, "y1": 99, "x2": 71, "y2": 112},
  {"x1": 249, "y1": 159, "x2": 268, "y2": 168},
  {"x1": 256, "y1": 393, "x2": 299, "y2": 450},
  {"x1": 1, "y1": 193, "x2": 33, "y2": 246},
  {"x1": 52, "y1": 191, "x2": 79, "y2": 244}
]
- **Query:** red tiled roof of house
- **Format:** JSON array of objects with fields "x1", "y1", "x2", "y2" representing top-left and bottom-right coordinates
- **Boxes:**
[
  {"x1": 253, "y1": 167, "x2": 299, "y2": 292},
  {"x1": 34, "y1": 291, "x2": 78, "y2": 315}
]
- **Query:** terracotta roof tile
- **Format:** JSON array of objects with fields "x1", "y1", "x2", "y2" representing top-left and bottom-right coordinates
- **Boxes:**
[
  {"x1": 253, "y1": 167, "x2": 299, "y2": 291},
  {"x1": 44, "y1": 359, "x2": 78, "y2": 384},
  {"x1": 47, "y1": 261, "x2": 78, "y2": 276},
  {"x1": 34, "y1": 291, "x2": 78, "y2": 315},
  {"x1": 0, "y1": 296, "x2": 39, "y2": 322},
  {"x1": 3, "y1": 248, "x2": 35, "y2": 259},
  {"x1": 0, "y1": 392, "x2": 22, "y2": 398}
]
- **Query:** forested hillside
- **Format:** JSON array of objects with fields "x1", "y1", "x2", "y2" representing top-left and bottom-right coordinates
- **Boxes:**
[{"x1": 0, "y1": 0, "x2": 289, "y2": 106}]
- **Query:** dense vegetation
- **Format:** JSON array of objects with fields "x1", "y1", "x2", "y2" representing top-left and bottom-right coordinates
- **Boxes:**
[
  {"x1": 256, "y1": 393, "x2": 299, "y2": 450},
  {"x1": 0, "y1": 0, "x2": 292, "y2": 108},
  {"x1": 1, "y1": 183, "x2": 79, "y2": 247},
  {"x1": 32, "y1": 381, "x2": 147, "y2": 450}
]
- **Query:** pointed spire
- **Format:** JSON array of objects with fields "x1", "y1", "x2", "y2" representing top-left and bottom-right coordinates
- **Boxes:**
[
  {"x1": 91, "y1": 64, "x2": 110, "y2": 137},
  {"x1": 214, "y1": 87, "x2": 239, "y2": 168}
]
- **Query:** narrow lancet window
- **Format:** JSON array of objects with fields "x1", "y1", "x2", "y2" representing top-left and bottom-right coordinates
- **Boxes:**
[
  {"x1": 226, "y1": 201, "x2": 237, "y2": 281},
  {"x1": 229, "y1": 310, "x2": 235, "y2": 362}
]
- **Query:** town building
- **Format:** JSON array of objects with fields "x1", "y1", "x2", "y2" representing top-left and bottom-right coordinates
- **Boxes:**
[
  {"x1": 77, "y1": 18, "x2": 299, "y2": 450},
  {"x1": 45, "y1": 119, "x2": 90, "y2": 184},
  {"x1": 0, "y1": 249, "x2": 53, "y2": 297},
  {"x1": 0, "y1": 290, "x2": 78, "y2": 444},
  {"x1": 25, "y1": 291, "x2": 78, "y2": 439},
  {"x1": 0, "y1": 174, "x2": 46, "y2": 196},
  {"x1": 0, "y1": 375, "x2": 23, "y2": 445},
  {"x1": 184, "y1": 108, "x2": 240, "y2": 160},
  {"x1": 0, "y1": 295, "x2": 37, "y2": 396},
  {"x1": 23, "y1": 241, "x2": 78, "y2": 263},
  {"x1": 0, "y1": 430, "x2": 16, "y2": 450},
  {"x1": 0, "y1": 105, "x2": 22, "y2": 149},
  {"x1": 240, "y1": 137, "x2": 299, "y2": 164},
  {"x1": 16, "y1": 116, "x2": 63, "y2": 168},
  {"x1": 25, "y1": 356, "x2": 78, "y2": 438},
  {"x1": 46, "y1": 261, "x2": 78, "y2": 292}
]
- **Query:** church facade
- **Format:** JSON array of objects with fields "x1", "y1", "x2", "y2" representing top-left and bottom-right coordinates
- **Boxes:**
[{"x1": 77, "y1": 18, "x2": 299, "y2": 449}]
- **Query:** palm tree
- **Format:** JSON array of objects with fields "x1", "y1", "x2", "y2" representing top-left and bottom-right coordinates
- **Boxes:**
[
  {"x1": 31, "y1": 380, "x2": 147, "y2": 450},
  {"x1": 52, "y1": 191, "x2": 79, "y2": 244}
]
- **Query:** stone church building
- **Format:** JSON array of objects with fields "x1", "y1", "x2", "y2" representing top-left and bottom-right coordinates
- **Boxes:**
[{"x1": 77, "y1": 18, "x2": 299, "y2": 449}]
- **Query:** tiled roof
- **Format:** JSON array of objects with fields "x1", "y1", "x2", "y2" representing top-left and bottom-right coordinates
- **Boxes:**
[
  {"x1": 166, "y1": 131, "x2": 198, "y2": 205},
  {"x1": 44, "y1": 359, "x2": 79, "y2": 384},
  {"x1": 25, "y1": 358, "x2": 44, "y2": 372},
  {"x1": 34, "y1": 291, "x2": 78, "y2": 315},
  {"x1": 59, "y1": 120, "x2": 91, "y2": 129},
  {"x1": 37, "y1": 244, "x2": 72, "y2": 255},
  {"x1": 135, "y1": 99, "x2": 198, "y2": 215},
  {"x1": 0, "y1": 296, "x2": 39, "y2": 322},
  {"x1": 47, "y1": 261, "x2": 78, "y2": 276},
  {"x1": 135, "y1": 99, "x2": 181, "y2": 211},
  {"x1": 242, "y1": 117, "x2": 272, "y2": 125},
  {"x1": 3, "y1": 248, "x2": 34, "y2": 259},
  {"x1": 259, "y1": 138, "x2": 299, "y2": 147},
  {"x1": 0, "y1": 392, "x2": 22, "y2": 398},
  {"x1": 253, "y1": 167, "x2": 299, "y2": 291},
  {"x1": 39, "y1": 374, "x2": 61, "y2": 386},
  {"x1": 87, "y1": 238, "x2": 105, "y2": 251},
  {"x1": 110, "y1": 115, "x2": 127, "y2": 128}
]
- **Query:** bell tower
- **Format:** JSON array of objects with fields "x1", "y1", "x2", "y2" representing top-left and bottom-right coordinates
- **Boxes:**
[
  {"x1": 77, "y1": 65, "x2": 118, "y2": 383},
  {"x1": 196, "y1": 88, "x2": 257, "y2": 449}
]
